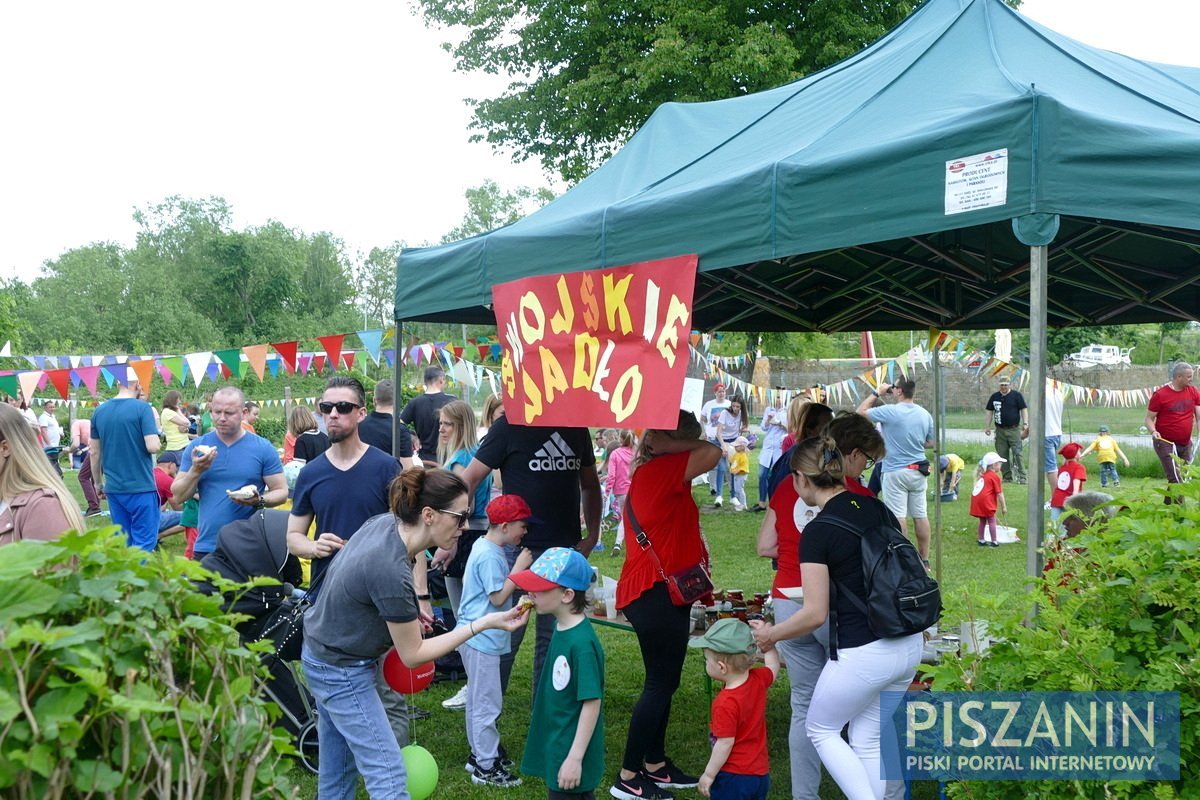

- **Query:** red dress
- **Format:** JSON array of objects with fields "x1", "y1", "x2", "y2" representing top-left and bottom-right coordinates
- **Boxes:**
[{"x1": 970, "y1": 470, "x2": 1003, "y2": 518}]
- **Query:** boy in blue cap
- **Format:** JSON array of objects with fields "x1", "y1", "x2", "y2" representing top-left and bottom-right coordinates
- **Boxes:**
[{"x1": 512, "y1": 548, "x2": 605, "y2": 800}]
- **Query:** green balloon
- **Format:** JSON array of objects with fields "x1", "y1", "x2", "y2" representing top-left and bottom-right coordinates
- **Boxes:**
[{"x1": 401, "y1": 744, "x2": 439, "y2": 800}]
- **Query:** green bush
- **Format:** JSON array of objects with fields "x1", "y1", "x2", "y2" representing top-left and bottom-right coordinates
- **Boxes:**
[
  {"x1": 0, "y1": 528, "x2": 294, "y2": 799},
  {"x1": 924, "y1": 477, "x2": 1200, "y2": 798}
]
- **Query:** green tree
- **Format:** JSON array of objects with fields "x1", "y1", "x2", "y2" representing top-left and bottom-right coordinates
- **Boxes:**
[
  {"x1": 358, "y1": 242, "x2": 404, "y2": 328},
  {"x1": 440, "y1": 179, "x2": 555, "y2": 243},
  {"x1": 417, "y1": 0, "x2": 929, "y2": 181}
]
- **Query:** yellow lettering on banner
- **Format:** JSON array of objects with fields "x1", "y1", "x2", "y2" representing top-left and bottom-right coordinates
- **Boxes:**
[
  {"x1": 519, "y1": 291, "x2": 546, "y2": 345},
  {"x1": 581, "y1": 274, "x2": 600, "y2": 329},
  {"x1": 503, "y1": 311, "x2": 524, "y2": 369},
  {"x1": 501, "y1": 352, "x2": 516, "y2": 398},
  {"x1": 572, "y1": 332, "x2": 600, "y2": 388},
  {"x1": 521, "y1": 369, "x2": 543, "y2": 423},
  {"x1": 655, "y1": 294, "x2": 690, "y2": 367},
  {"x1": 610, "y1": 365, "x2": 643, "y2": 422},
  {"x1": 549, "y1": 275, "x2": 575, "y2": 335},
  {"x1": 539, "y1": 346, "x2": 569, "y2": 404},
  {"x1": 603, "y1": 274, "x2": 633, "y2": 334},
  {"x1": 591, "y1": 339, "x2": 616, "y2": 402}
]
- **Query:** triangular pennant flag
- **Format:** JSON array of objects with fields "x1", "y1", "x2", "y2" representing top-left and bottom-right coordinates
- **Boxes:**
[
  {"x1": 0, "y1": 341, "x2": 9, "y2": 357},
  {"x1": 129, "y1": 358, "x2": 157, "y2": 390},
  {"x1": 76, "y1": 366, "x2": 102, "y2": 396},
  {"x1": 271, "y1": 341, "x2": 299, "y2": 374},
  {"x1": 314, "y1": 354, "x2": 327, "y2": 374},
  {"x1": 36, "y1": 373, "x2": 49, "y2": 391},
  {"x1": 156, "y1": 360, "x2": 174, "y2": 385},
  {"x1": 420, "y1": 344, "x2": 435, "y2": 363},
  {"x1": 45, "y1": 368, "x2": 72, "y2": 400},
  {"x1": 298, "y1": 354, "x2": 313, "y2": 375},
  {"x1": 342, "y1": 352, "x2": 356, "y2": 371},
  {"x1": 110, "y1": 364, "x2": 129, "y2": 387},
  {"x1": 163, "y1": 356, "x2": 185, "y2": 385},
  {"x1": 0, "y1": 373, "x2": 16, "y2": 397},
  {"x1": 69, "y1": 370, "x2": 83, "y2": 388},
  {"x1": 316, "y1": 335, "x2": 345, "y2": 372},
  {"x1": 268, "y1": 358, "x2": 281, "y2": 377},
  {"x1": 17, "y1": 370, "x2": 42, "y2": 402},
  {"x1": 68, "y1": 354, "x2": 81, "y2": 368},
  {"x1": 357, "y1": 330, "x2": 383, "y2": 365},
  {"x1": 214, "y1": 348, "x2": 243, "y2": 379},
  {"x1": 184, "y1": 352, "x2": 212, "y2": 388},
  {"x1": 206, "y1": 363, "x2": 221, "y2": 382},
  {"x1": 243, "y1": 344, "x2": 269, "y2": 381},
  {"x1": 384, "y1": 349, "x2": 395, "y2": 367}
]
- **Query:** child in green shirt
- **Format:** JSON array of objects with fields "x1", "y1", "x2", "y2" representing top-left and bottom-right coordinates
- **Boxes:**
[{"x1": 512, "y1": 548, "x2": 605, "y2": 799}]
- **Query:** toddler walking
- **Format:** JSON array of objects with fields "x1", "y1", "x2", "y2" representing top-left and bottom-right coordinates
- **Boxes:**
[
  {"x1": 1080, "y1": 425, "x2": 1129, "y2": 487},
  {"x1": 689, "y1": 618, "x2": 780, "y2": 800},
  {"x1": 970, "y1": 452, "x2": 1008, "y2": 547},
  {"x1": 727, "y1": 436, "x2": 750, "y2": 511}
]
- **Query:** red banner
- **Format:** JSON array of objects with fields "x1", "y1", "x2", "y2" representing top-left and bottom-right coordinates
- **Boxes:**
[{"x1": 492, "y1": 254, "x2": 697, "y2": 428}]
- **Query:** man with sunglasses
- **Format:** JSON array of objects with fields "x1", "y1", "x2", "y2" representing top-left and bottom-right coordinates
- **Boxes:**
[
  {"x1": 284, "y1": 376, "x2": 419, "y2": 744},
  {"x1": 172, "y1": 386, "x2": 287, "y2": 560}
]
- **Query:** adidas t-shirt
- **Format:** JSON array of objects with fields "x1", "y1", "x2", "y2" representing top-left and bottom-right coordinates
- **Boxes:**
[{"x1": 473, "y1": 416, "x2": 595, "y2": 550}]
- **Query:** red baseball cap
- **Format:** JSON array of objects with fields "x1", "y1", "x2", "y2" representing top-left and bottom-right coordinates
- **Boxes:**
[
  {"x1": 1059, "y1": 442, "x2": 1083, "y2": 459},
  {"x1": 486, "y1": 494, "x2": 541, "y2": 526}
]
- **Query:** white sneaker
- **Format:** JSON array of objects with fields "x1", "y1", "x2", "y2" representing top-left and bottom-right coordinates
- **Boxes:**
[
  {"x1": 731, "y1": 499, "x2": 743, "y2": 511},
  {"x1": 442, "y1": 683, "x2": 468, "y2": 710},
  {"x1": 714, "y1": 497, "x2": 723, "y2": 508}
]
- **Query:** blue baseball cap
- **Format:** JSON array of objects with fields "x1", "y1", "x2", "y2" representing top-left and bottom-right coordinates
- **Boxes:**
[{"x1": 510, "y1": 547, "x2": 594, "y2": 592}]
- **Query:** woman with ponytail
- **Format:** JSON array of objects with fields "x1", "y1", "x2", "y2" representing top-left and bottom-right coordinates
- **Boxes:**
[
  {"x1": 302, "y1": 467, "x2": 528, "y2": 799},
  {"x1": 753, "y1": 435, "x2": 922, "y2": 800}
]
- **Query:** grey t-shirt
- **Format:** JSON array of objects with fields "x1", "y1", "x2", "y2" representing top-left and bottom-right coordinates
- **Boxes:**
[{"x1": 303, "y1": 513, "x2": 418, "y2": 666}]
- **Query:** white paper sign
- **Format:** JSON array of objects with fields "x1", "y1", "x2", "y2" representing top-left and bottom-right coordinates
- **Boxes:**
[
  {"x1": 944, "y1": 149, "x2": 1008, "y2": 215},
  {"x1": 680, "y1": 377, "x2": 705, "y2": 417}
]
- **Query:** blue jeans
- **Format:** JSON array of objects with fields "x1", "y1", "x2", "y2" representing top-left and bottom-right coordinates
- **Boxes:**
[
  {"x1": 1042, "y1": 435, "x2": 1061, "y2": 475},
  {"x1": 302, "y1": 645, "x2": 410, "y2": 800},
  {"x1": 1099, "y1": 462, "x2": 1120, "y2": 486},
  {"x1": 157, "y1": 509, "x2": 183, "y2": 533},
  {"x1": 710, "y1": 772, "x2": 770, "y2": 800}
]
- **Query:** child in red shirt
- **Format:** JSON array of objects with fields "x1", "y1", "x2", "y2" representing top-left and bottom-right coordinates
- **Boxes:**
[
  {"x1": 1050, "y1": 442, "x2": 1087, "y2": 530},
  {"x1": 970, "y1": 452, "x2": 1008, "y2": 547},
  {"x1": 690, "y1": 618, "x2": 780, "y2": 800}
]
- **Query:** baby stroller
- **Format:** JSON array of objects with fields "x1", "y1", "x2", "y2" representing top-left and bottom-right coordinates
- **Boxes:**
[{"x1": 200, "y1": 510, "x2": 319, "y2": 773}]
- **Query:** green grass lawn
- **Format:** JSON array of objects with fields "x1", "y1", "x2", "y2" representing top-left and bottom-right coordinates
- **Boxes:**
[{"x1": 61, "y1": 461, "x2": 1163, "y2": 799}]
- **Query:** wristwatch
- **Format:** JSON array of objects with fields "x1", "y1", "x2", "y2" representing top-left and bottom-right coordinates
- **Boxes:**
[{"x1": 416, "y1": 594, "x2": 432, "y2": 601}]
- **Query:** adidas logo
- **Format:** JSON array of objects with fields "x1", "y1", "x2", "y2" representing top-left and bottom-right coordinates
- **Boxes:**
[{"x1": 529, "y1": 432, "x2": 583, "y2": 472}]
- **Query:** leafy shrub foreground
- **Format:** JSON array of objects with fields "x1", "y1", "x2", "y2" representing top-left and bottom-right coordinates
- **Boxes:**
[
  {"x1": 926, "y1": 479, "x2": 1200, "y2": 799},
  {"x1": 0, "y1": 528, "x2": 293, "y2": 799}
]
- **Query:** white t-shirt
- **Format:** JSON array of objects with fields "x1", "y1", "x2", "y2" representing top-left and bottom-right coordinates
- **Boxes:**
[
  {"x1": 1045, "y1": 383, "x2": 1064, "y2": 437},
  {"x1": 700, "y1": 398, "x2": 730, "y2": 439},
  {"x1": 38, "y1": 411, "x2": 62, "y2": 447}
]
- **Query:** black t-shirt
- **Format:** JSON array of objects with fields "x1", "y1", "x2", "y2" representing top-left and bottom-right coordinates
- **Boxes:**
[
  {"x1": 399, "y1": 392, "x2": 457, "y2": 462},
  {"x1": 801, "y1": 491, "x2": 900, "y2": 649},
  {"x1": 473, "y1": 416, "x2": 595, "y2": 550},
  {"x1": 985, "y1": 390, "x2": 1027, "y2": 428},
  {"x1": 358, "y1": 411, "x2": 414, "y2": 459},
  {"x1": 294, "y1": 430, "x2": 331, "y2": 463}
]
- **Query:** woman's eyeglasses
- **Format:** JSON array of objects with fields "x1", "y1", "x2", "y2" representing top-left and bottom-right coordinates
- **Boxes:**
[
  {"x1": 318, "y1": 401, "x2": 362, "y2": 415},
  {"x1": 437, "y1": 508, "x2": 471, "y2": 527}
]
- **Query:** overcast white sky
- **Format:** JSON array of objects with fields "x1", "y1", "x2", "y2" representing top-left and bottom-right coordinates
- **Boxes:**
[{"x1": 1, "y1": 0, "x2": 1197, "y2": 284}]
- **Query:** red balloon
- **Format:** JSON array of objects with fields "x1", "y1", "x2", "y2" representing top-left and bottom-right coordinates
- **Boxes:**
[{"x1": 382, "y1": 648, "x2": 435, "y2": 694}]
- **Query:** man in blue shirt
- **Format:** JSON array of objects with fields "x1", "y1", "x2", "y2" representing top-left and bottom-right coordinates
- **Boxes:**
[
  {"x1": 285, "y1": 375, "x2": 415, "y2": 744},
  {"x1": 857, "y1": 378, "x2": 934, "y2": 562},
  {"x1": 171, "y1": 387, "x2": 287, "y2": 559},
  {"x1": 90, "y1": 378, "x2": 161, "y2": 551}
]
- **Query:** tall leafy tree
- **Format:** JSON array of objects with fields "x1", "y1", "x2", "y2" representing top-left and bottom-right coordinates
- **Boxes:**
[
  {"x1": 440, "y1": 179, "x2": 555, "y2": 243},
  {"x1": 417, "y1": 0, "x2": 922, "y2": 181}
]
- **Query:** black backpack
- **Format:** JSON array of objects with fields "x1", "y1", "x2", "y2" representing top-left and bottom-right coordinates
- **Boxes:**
[{"x1": 818, "y1": 510, "x2": 941, "y2": 658}]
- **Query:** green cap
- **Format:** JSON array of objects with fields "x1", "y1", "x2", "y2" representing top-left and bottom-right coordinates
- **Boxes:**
[{"x1": 688, "y1": 618, "x2": 756, "y2": 655}]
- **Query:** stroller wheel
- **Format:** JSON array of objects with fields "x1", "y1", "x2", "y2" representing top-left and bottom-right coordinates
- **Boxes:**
[{"x1": 297, "y1": 719, "x2": 320, "y2": 774}]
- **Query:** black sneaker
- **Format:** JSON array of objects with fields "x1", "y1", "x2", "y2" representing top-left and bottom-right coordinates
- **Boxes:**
[
  {"x1": 466, "y1": 752, "x2": 515, "y2": 774},
  {"x1": 406, "y1": 706, "x2": 431, "y2": 721},
  {"x1": 978, "y1": 540, "x2": 988, "y2": 547},
  {"x1": 610, "y1": 773, "x2": 674, "y2": 800},
  {"x1": 471, "y1": 763, "x2": 522, "y2": 787},
  {"x1": 641, "y1": 759, "x2": 698, "y2": 789}
]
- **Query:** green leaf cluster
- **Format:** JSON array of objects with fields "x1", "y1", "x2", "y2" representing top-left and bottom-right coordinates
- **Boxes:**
[
  {"x1": 0, "y1": 528, "x2": 294, "y2": 798},
  {"x1": 922, "y1": 481, "x2": 1200, "y2": 798}
]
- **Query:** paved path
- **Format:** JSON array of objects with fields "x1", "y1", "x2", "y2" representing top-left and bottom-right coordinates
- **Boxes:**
[{"x1": 941, "y1": 428, "x2": 1150, "y2": 450}]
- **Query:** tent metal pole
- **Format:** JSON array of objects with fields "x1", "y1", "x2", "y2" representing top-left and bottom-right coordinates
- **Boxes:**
[
  {"x1": 393, "y1": 320, "x2": 405, "y2": 460},
  {"x1": 1026, "y1": 245, "x2": 1048, "y2": 581},
  {"x1": 932, "y1": 335, "x2": 943, "y2": 585}
]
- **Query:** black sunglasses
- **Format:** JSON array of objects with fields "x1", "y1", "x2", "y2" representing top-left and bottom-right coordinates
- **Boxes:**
[
  {"x1": 318, "y1": 401, "x2": 362, "y2": 415},
  {"x1": 436, "y1": 508, "x2": 471, "y2": 527}
]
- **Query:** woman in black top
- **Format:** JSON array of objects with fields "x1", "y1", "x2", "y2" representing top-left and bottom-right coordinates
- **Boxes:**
[{"x1": 754, "y1": 435, "x2": 922, "y2": 800}]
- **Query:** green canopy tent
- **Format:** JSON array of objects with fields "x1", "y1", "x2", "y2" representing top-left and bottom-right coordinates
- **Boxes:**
[{"x1": 396, "y1": 0, "x2": 1200, "y2": 578}]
